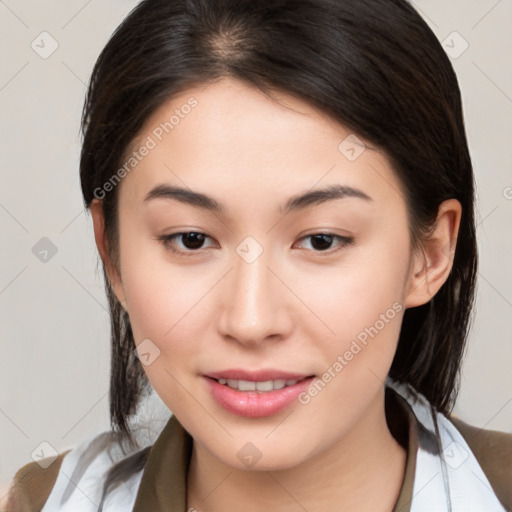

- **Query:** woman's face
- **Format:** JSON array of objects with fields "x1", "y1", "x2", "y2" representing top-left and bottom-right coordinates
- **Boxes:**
[{"x1": 104, "y1": 77, "x2": 422, "y2": 470}]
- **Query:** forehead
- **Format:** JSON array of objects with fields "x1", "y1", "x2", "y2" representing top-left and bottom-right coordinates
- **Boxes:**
[{"x1": 118, "y1": 77, "x2": 404, "y2": 211}]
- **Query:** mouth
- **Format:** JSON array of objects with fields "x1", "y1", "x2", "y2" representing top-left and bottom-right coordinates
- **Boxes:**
[{"x1": 203, "y1": 371, "x2": 316, "y2": 417}]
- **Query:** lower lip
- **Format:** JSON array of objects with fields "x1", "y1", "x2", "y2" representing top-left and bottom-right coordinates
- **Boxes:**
[{"x1": 204, "y1": 376, "x2": 315, "y2": 417}]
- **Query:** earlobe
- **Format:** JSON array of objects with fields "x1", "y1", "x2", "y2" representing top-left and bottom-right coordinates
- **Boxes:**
[
  {"x1": 90, "y1": 199, "x2": 127, "y2": 308},
  {"x1": 404, "y1": 199, "x2": 461, "y2": 309}
]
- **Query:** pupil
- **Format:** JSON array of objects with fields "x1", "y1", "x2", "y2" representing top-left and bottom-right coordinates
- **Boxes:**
[
  {"x1": 311, "y1": 234, "x2": 332, "y2": 250},
  {"x1": 183, "y1": 232, "x2": 205, "y2": 249}
]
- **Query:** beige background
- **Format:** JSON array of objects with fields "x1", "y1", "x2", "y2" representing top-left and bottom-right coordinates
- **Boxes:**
[{"x1": 1, "y1": 0, "x2": 511, "y2": 501}]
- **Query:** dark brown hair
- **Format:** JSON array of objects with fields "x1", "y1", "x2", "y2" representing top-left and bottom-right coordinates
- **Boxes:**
[{"x1": 79, "y1": 0, "x2": 477, "y2": 507}]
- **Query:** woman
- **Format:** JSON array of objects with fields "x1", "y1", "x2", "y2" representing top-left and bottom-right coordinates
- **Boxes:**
[{"x1": 6, "y1": 0, "x2": 512, "y2": 510}]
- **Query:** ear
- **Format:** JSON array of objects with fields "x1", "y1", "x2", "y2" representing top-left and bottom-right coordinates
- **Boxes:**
[
  {"x1": 404, "y1": 198, "x2": 462, "y2": 309},
  {"x1": 90, "y1": 199, "x2": 127, "y2": 309}
]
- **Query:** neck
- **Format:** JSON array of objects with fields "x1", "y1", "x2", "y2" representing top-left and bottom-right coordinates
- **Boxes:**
[{"x1": 186, "y1": 388, "x2": 407, "y2": 512}]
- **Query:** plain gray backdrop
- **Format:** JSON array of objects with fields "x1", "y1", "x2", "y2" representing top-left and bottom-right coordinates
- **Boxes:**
[{"x1": 1, "y1": 0, "x2": 511, "y2": 501}]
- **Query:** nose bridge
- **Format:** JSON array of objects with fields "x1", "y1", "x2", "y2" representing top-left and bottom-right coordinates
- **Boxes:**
[{"x1": 218, "y1": 239, "x2": 289, "y2": 344}]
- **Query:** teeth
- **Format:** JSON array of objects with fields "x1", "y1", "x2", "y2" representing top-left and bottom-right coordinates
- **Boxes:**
[
  {"x1": 256, "y1": 380, "x2": 273, "y2": 391},
  {"x1": 273, "y1": 379, "x2": 286, "y2": 390},
  {"x1": 238, "y1": 380, "x2": 256, "y2": 391},
  {"x1": 217, "y1": 378, "x2": 301, "y2": 392}
]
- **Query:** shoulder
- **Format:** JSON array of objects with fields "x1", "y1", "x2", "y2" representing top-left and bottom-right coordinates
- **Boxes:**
[
  {"x1": 447, "y1": 414, "x2": 512, "y2": 510},
  {"x1": 5, "y1": 450, "x2": 70, "y2": 512},
  {"x1": 5, "y1": 392, "x2": 172, "y2": 511},
  {"x1": 387, "y1": 378, "x2": 512, "y2": 510},
  {"x1": 5, "y1": 430, "x2": 145, "y2": 512}
]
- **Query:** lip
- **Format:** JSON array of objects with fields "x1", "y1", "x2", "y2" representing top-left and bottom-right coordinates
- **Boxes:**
[
  {"x1": 203, "y1": 370, "x2": 315, "y2": 418},
  {"x1": 204, "y1": 368, "x2": 313, "y2": 381}
]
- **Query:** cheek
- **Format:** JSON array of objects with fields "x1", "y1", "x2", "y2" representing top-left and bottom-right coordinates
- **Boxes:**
[
  {"x1": 295, "y1": 281, "x2": 406, "y2": 421},
  {"x1": 306, "y1": 239, "x2": 408, "y2": 338},
  {"x1": 117, "y1": 224, "x2": 211, "y2": 345},
  {"x1": 119, "y1": 243, "x2": 215, "y2": 404},
  {"x1": 297, "y1": 233, "x2": 409, "y2": 392}
]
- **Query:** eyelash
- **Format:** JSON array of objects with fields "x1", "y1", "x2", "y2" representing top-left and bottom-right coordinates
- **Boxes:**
[{"x1": 156, "y1": 231, "x2": 354, "y2": 257}]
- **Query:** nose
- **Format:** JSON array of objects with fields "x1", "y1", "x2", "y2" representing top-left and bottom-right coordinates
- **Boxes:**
[{"x1": 217, "y1": 245, "x2": 293, "y2": 347}]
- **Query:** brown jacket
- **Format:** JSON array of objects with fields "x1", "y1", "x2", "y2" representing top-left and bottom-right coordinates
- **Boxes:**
[{"x1": 4, "y1": 415, "x2": 512, "y2": 512}]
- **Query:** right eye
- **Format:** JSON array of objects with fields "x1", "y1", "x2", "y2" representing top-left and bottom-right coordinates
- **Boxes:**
[{"x1": 157, "y1": 231, "x2": 217, "y2": 256}]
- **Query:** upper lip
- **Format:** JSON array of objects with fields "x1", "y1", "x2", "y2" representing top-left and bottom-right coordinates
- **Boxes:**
[{"x1": 204, "y1": 369, "x2": 314, "y2": 381}]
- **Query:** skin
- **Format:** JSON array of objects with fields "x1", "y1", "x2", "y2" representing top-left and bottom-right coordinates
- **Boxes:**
[{"x1": 91, "y1": 77, "x2": 461, "y2": 512}]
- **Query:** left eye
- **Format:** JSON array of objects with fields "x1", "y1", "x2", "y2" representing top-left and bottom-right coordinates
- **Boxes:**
[
  {"x1": 158, "y1": 231, "x2": 216, "y2": 255},
  {"x1": 295, "y1": 233, "x2": 354, "y2": 252}
]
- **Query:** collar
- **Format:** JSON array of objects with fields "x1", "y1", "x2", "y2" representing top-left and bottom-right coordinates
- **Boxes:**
[
  {"x1": 131, "y1": 412, "x2": 193, "y2": 511},
  {"x1": 132, "y1": 385, "x2": 418, "y2": 512},
  {"x1": 388, "y1": 380, "x2": 508, "y2": 512}
]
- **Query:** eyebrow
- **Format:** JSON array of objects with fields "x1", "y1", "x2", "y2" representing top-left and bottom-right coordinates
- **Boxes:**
[
  {"x1": 281, "y1": 184, "x2": 372, "y2": 214},
  {"x1": 143, "y1": 183, "x2": 372, "y2": 215},
  {"x1": 144, "y1": 184, "x2": 223, "y2": 211}
]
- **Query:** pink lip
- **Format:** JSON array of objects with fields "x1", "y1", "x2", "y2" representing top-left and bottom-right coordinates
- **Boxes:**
[
  {"x1": 203, "y1": 371, "x2": 315, "y2": 418},
  {"x1": 204, "y1": 368, "x2": 312, "y2": 381}
]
